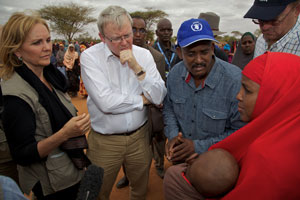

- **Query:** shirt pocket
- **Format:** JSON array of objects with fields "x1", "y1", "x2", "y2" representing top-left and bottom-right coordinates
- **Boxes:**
[
  {"x1": 170, "y1": 95, "x2": 187, "y2": 120},
  {"x1": 202, "y1": 108, "x2": 228, "y2": 134}
]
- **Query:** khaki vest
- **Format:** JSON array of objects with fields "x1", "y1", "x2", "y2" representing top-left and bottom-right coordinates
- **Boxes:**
[{"x1": 1, "y1": 72, "x2": 84, "y2": 196}]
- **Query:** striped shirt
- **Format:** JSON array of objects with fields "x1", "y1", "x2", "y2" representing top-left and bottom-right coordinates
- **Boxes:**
[{"x1": 254, "y1": 16, "x2": 300, "y2": 58}]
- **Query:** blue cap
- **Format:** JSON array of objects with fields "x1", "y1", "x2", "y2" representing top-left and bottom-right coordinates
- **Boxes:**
[{"x1": 177, "y1": 18, "x2": 219, "y2": 48}]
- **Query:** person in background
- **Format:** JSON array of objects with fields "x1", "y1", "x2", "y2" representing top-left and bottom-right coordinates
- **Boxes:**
[
  {"x1": 63, "y1": 40, "x2": 68, "y2": 52},
  {"x1": 163, "y1": 18, "x2": 244, "y2": 165},
  {"x1": 244, "y1": 0, "x2": 300, "y2": 57},
  {"x1": 79, "y1": 44, "x2": 88, "y2": 97},
  {"x1": 50, "y1": 44, "x2": 57, "y2": 68},
  {"x1": 223, "y1": 44, "x2": 233, "y2": 63},
  {"x1": 74, "y1": 41, "x2": 81, "y2": 56},
  {"x1": 132, "y1": 16, "x2": 166, "y2": 179},
  {"x1": 64, "y1": 43, "x2": 80, "y2": 97},
  {"x1": 198, "y1": 12, "x2": 228, "y2": 62},
  {"x1": 56, "y1": 43, "x2": 67, "y2": 78},
  {"x1": 80, "y1": 6, "x2": 166, "y2": 200},
  {"x1": 232, "y1": 32, "x2": 256, "y2": 70},
  {"x1": 115, "y1": 15, "x2": 166, "y2": 189},
  {"x1": 153, "y1": 18, "x2": 181, "y2": 76},
  {"x1": 52, "y1": 43, "x2": 59, "y2": 57},
  {"x1": 0, "y1": 12, "x2": 90, "y2": 199}
]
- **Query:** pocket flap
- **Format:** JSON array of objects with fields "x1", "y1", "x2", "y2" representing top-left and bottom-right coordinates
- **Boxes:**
[
  {"x1": 170, "y1": 95, "x2": 186, "y2": 104},
  {"x1": 202, "y1": 108, "x2": 227, "y2": 120}
]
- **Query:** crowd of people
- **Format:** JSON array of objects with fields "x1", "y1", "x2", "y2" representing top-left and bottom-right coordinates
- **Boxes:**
[
  {"x1": 1, "y1": 0, "x2": 300, "y2": 199},
  {"x1": 50, "y1": 41, "x2": 96, "y2": 98}
]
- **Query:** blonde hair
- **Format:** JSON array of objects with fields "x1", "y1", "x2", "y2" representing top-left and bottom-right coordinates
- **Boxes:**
[
  {"x1": 0, "y1": 12, "x2": 49, "y2": 79},
  {"x1": 97, "y1": 5, "x2": 132, "y2": 36}
]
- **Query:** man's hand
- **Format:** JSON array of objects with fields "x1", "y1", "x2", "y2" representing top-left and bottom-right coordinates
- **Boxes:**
[
  {"x1": 141, "y1": 94, "x2": 151, "y2": 105},
  {"x1": 165, "y1": 132, "x2": 183, "y2": 161},
  {"x1": 166, "y1": 132, "x2": 195, "y2": 164},
  {"x1": 120, "y1": 49, "x2": 141, "y2": 73}
]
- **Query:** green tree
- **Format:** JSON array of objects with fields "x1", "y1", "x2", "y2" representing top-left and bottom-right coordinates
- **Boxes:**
[
  {"x1": 130, "y1": 8, "x2": 168, "y2": 42},
  {"x1": 75, "y1": 32, "x2": 100, "y2": 44},
  {"x1": 231, "y1": 31, "x2": 243, "y2": 38},
  {"x1": 39, "y1": 3, "x2": 97, "y2": 41},
  {"x1": 219, "y1": 35, "x2": 238, "y2": 47}
]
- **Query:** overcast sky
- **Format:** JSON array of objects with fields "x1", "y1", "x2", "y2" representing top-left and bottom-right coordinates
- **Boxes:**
[{"x1": 0, "y1": 0, "x2": 259, "y2": 39}]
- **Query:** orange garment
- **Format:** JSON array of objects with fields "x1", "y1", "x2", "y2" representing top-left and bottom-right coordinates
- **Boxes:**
[
  {"x1": 79, "y1": 78, "x2": 88, "y2": 97},
  {"x1": 210, "y1": 52, "x2": 300, "y2": 199}
]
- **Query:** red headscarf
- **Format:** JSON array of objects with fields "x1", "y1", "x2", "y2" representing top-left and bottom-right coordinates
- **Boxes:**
[{"x1": 210, "y1": 52, "x2": 300, "y2": 199}]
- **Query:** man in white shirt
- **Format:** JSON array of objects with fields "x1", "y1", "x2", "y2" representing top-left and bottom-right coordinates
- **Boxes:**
[
  {"x1": 80, "y1": 5, "x2": 167, "y2": 200},
  {"x1": 244, "y1": 0, "x2": 300, "y2": 57}
]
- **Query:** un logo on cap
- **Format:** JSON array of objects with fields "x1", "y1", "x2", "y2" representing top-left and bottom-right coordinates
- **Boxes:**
[{"x1": 191, "y1": 22, "x2": 203, "y2": 32}]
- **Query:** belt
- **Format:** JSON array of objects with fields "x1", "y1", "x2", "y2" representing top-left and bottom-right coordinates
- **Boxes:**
[{"x1": 105, "y1": 121, "x2": 147, "y2": 136}]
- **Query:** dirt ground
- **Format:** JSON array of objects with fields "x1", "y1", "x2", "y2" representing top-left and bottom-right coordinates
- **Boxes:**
[{"x1": 71, "y1": 95, "x2": 172, "y2": 200}]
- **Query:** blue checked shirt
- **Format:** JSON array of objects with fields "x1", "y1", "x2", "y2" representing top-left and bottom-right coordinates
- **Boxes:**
[
  {"x1": 254, "y1": 16, "x2": 300, "y2": 58},
  {"x1": 163, "y1": 57, "x2": 245, "y2": 154}
]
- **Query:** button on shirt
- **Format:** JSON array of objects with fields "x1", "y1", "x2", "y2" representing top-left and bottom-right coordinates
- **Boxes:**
[
  {"x1": 163, "y1": 57, "x2": 245, "y2": 154},
  {"x1": 254, "y1": 16, "x2": 300, "y2": 58},
  {"x1": 81, "y1": 43, "x2": 167, "y2": 134}
]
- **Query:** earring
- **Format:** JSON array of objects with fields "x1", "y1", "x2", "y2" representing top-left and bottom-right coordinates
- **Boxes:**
[{"x1": 17, "y1": 56, "x2": 23, "y2": 65}]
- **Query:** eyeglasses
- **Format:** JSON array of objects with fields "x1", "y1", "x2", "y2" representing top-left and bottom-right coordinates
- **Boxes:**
[
  {"x1": 104, "y1": 32, "x2": 133, "y2": 43},
  {"x1": 252, "y1": 7, "x2": 295, "y2": 26},
  {"x1": 132, "y1": 27, "x2": 146, "y2": 34}
]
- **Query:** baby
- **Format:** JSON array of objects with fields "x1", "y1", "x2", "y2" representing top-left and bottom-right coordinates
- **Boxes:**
[{"x1": 185, "y1": 148, "x2": 239, "y2": 198}]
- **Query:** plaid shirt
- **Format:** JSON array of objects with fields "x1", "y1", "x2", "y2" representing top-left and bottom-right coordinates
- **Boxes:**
[{"x1": 254, "y1": 16, "x2": 300, "y2": 58}]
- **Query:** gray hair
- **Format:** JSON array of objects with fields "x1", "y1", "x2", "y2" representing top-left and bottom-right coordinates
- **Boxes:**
[{"x1": 97, "y1": 5, "x2": 132, "y2": 35}]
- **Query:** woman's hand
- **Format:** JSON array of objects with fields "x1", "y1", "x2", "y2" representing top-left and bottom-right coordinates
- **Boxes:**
[
  {"x1": 37, "y1": 113, "x2": 91, "y2": 158},
  {"x1": 61, "y1": 113, "x2": 91, "y2": 140}
]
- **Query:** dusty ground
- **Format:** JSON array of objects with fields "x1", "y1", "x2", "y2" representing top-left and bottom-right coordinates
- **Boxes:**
[{"x1": 71, "y1": 95, "x2": 172, "y2": 200}]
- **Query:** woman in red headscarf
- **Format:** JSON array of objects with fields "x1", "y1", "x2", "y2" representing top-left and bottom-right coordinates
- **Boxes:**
[
  {"x1": 163, "y1": 51, "x2": 300, "y2": 200},
  {"x1": 210, "y1": 51, "x2": 300, "y2": 199}
]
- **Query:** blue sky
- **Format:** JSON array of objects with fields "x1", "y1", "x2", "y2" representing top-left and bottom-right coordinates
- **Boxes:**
[{"x1": 0, "y1": 0, "x2": 259, "y2": 39}]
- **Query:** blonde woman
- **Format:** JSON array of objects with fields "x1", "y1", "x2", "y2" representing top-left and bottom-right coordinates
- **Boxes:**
[{"x1": 0, "y1": 12, "x2": 90, "y2": 199}]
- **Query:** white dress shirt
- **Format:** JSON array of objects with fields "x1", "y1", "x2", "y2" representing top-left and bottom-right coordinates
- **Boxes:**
[{"x1": 80, "y1": 43, "x2": 167, "y2": 134}]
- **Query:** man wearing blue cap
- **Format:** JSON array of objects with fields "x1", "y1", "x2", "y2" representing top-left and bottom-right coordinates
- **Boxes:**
[
  {"x1": 244, "y1": 0, "x2": 300, "y2": 57},
  {"x1": 163, "y1": 18, "x2": 245, "y2": 166}
]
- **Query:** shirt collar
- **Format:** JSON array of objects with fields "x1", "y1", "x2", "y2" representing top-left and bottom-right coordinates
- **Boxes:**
[
  {"x1": 103, "y1": 43, "x2": 117, "y2": 61},
  {"x1": 182, "y1": 56, "x2": 220, "y2": 89}
]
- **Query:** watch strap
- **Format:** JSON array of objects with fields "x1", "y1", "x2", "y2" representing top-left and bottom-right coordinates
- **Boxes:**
[{"x1": 136, "y1": 70, "x2": 145, "y2": 77}]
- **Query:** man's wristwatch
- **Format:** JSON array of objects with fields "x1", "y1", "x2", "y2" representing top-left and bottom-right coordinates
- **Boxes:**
[{"x1": 136, "y1": 69, "x2": 145, "y2": 77}]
